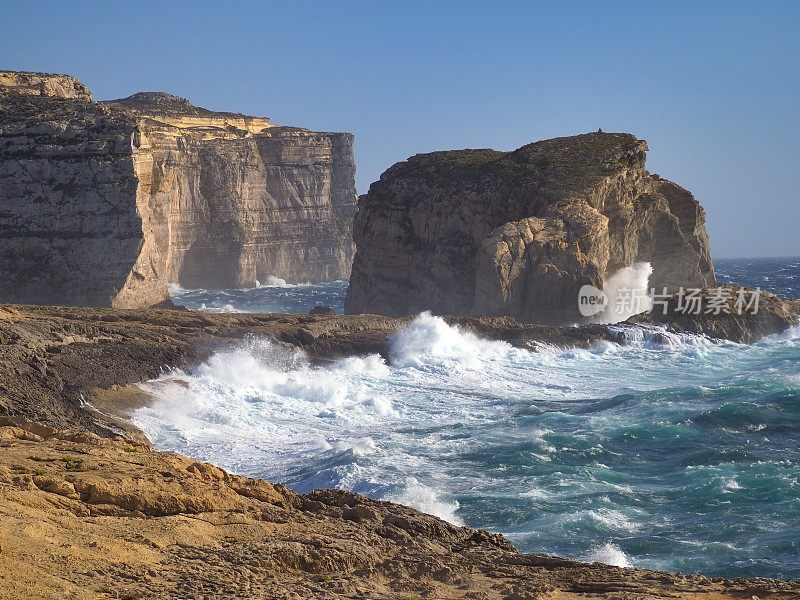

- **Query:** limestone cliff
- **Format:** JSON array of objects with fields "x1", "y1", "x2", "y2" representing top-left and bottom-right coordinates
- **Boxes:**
[
  {"x1": 0, "y1": 72, "x2": 356, "y2": 308},
  {"x1": 345, "y1": 133, "x2": 715, "y2": 323},
  {"x1": 0, "y1": 71, "x2": 92, "y2": 100}
]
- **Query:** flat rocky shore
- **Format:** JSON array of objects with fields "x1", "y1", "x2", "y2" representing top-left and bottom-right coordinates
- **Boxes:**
[
  {"x1": 1, "y1": 301, "x2": 799, "y2": 598},
  {"x1": 3, "y1": 420, "x2": 799, "y2": 600}
]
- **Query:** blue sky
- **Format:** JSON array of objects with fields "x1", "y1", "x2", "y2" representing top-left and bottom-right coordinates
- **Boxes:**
[{"x1": 1, "y1": 1, "x2": 797, "y2": 257}]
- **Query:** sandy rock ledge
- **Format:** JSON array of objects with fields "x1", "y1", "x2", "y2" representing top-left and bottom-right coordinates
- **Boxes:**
[{"x1": 1, "y1": 422, "x2": 798, "y2": 599}]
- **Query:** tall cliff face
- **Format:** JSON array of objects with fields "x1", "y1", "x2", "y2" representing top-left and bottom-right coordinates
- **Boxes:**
[
  {"x1": 0, "y1": 74, "x2": 356, "y2": 308},
  {"x1": 345, "y1": 133, "x2": 715, "y2": 323}
]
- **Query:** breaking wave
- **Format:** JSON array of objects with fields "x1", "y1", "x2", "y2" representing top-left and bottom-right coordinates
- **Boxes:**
[
  {"x1": 592, "y1": 261, "x2": 654, "y2": 324},
  {"x1": 133, "y1": 311, "x2": 800, "y2": 579},
  {"x1": 586, "y1": 543, "x2": 632, "y2": 567}
]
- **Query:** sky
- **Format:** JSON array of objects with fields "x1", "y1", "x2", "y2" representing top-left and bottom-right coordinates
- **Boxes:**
[{"x1": 1, "y1": 1, "x2": 798, "y2": 258}]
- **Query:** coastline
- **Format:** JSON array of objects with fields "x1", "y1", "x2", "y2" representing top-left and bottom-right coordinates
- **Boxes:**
[
  {"x1": 4, "y1": 419, "x2": 799, "y2": 599},
  {"x1": 1, "y1": 302, "x2": 799, "y2": 597},
  {"x1": 3, "y1": 294, "x2": 798, "y2": 432}
]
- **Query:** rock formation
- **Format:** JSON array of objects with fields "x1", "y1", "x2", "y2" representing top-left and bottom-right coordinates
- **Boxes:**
[
  {"x1": 3, "y1": 421, "x2": 798, "y2": 599},
  {"x1": 2, "y1": 294, "x2": 796, "y2": 431},
  {"x1": 0, "y1": 71, "x2": 356, "y2": 308},
  {"x1": 346, "y1": 133, "x2": 715, "y2": 323}
]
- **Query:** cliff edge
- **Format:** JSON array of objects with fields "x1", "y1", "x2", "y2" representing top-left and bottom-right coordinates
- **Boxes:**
[
  {"x1": 346, "y1": 133, "x2": 715, "y2": 323},
  {"x1": 0, "y1": 71, "x2": 356, "y2": 308}
]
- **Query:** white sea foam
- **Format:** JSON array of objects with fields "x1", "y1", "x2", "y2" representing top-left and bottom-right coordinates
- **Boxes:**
[
  {"x1": 609, "y1": 323, "x2": 718, "y2": 352},
  {"x1": 196, "y1": 302, "x2": 245, "y2": 313},
  {"x1": 767, "y1": 321, "x2": 800, "y2": 342},
  {"x1": 565, "y1": 508, "x2": 642, "y2": 533},
  {"x1": 257, "y1": 276, "x2": 292, "y2": 288},
  {"x1": 722, "y1": 477, "x2": 743, "y2": 492},
  {"x1": 387, "y1": 476, "x2": 463, "y2": 525},
  {"x1": 131, "y1": 305, "x2": 800, "y2": 576},
  {"x1": 388, "y1": 311, "x2": 518, "y2": 370},
  {"x1": 586, "y1": 542, "x2": 632, "y2": 567}
]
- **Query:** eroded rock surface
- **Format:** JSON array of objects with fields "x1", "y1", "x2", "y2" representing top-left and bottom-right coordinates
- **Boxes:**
[
  {"x1": 1, "y1": 421, "x2": 798, "y2": 599},
  {"x1": 0, "y1": 71, "x2": 92, "y2": 100},
  {"x1": 1, "y1": 295, "x2": 796, "y2": 432},
  {"x1": 346, "y1": 133, "x2": 715, "y2": 324},
  {"x1": 0, "y1": 72, "x2": 356, "y2": 308}
]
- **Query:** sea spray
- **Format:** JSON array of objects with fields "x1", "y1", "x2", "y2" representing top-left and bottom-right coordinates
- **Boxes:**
[
  {"x1": 586, "y1": 543, "x2": 632, "y2": 567},
  {"x1": 592, "y1": 262, "x2": 654, "y2": 324},
  {"x1": 388, "y1": 310, "x2": 519, "y2": 370},
  {"x1": 257, "y1": 275, "x2": 293, "y2": 288},
  {"x1": 387, "y1": 476, "x2": 464, "y2": 525},
  {"x1": 133, "y1": 311, "x2": 800, "y2": 578}
]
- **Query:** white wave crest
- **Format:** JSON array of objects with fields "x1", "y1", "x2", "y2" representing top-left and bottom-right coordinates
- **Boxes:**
[
  {"x1": 257, "y1": 276, "x2": 293, "y2": 288},
  {"x1": 387, "y1": 476, "x2": 463, "y2": 525},
  {"x1": 564, "y1": 508, "x2": 642, "y2": 533},
  {"x1": 139, "y1": 339, "x2": 396, "y2": 430},
  {"x1": 765, "y1": 321, "x2": 800, "y2": 343},
  {"x1": 586, "y1": 542, "x2": 632, "y2": 567},
  {"x1": 389, "y1": 311, "x2": 519, "y2": 370},
  {"x1": 198, "y1": 302, "x2": 246, "y2": 313},
  {"x1": 609, "y1": 323, "x2": 718, "y2": 352}
]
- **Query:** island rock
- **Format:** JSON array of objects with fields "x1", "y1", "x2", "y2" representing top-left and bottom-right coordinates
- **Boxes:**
[{"x1": 345, "y1": 133, "x2": 715, "y2": 323}]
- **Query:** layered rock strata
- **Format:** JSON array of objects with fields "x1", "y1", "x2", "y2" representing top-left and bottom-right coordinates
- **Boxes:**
[
  {"x1": 0, "y1": 72, "x2": 356, "y2": 308},
  {"x1": 346, "y1": 132, "x2": 715, "y2": 323}
]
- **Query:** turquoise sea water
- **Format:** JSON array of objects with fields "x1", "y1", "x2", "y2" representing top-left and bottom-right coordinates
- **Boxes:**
[{"x1": 140, "y1": 258, "x2": 800, "y2": 578}]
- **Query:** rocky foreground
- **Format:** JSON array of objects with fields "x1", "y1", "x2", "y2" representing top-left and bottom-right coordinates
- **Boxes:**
[
  {"x1": 3, "y1": 421, "x2": 799, "y2": 600},
  {"x1": 0, "y1": 300, "x2": 799, "y2": 598}
]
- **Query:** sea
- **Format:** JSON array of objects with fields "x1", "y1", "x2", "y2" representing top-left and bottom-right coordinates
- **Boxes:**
[{"x1": 133, "y1": 257, "x2": 800, "y2": 578}]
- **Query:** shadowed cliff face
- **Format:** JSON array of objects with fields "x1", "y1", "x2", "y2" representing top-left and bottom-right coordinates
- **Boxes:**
[
  {"x1": 0, "y1": 74, "x2": 356, "y2": 308},
  {"x1": 345, "y1": 133, "x2": 715, "y2": 323}
]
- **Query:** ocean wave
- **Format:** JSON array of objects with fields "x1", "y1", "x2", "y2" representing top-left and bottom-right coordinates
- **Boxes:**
[
  {"x1": 388, "y1": 310, "x2": 523, "y2": 370},
  {"x1": 132, "y1": 305, "x2": 800, "y2": 579},
  {"x1": 765, "y1": 321, "x2": 800, "y2": 342},
  {"x1": 387, "y1": 476, "x2": 463, "y2": 525},
  {"x1": 608, "y1": 323, "x2": 720, "y2": 352},
  {"x1": 563, "y1": 508, "x2": 643, "y2": 533},
  {"x1": 586, "y1": 542, "x2": 632, "y2": 567}
]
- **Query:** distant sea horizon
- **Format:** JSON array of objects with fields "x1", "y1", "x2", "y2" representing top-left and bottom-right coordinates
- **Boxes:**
[{"x1": 169, "y1": 256, "x2": 800, "y2": 315}]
